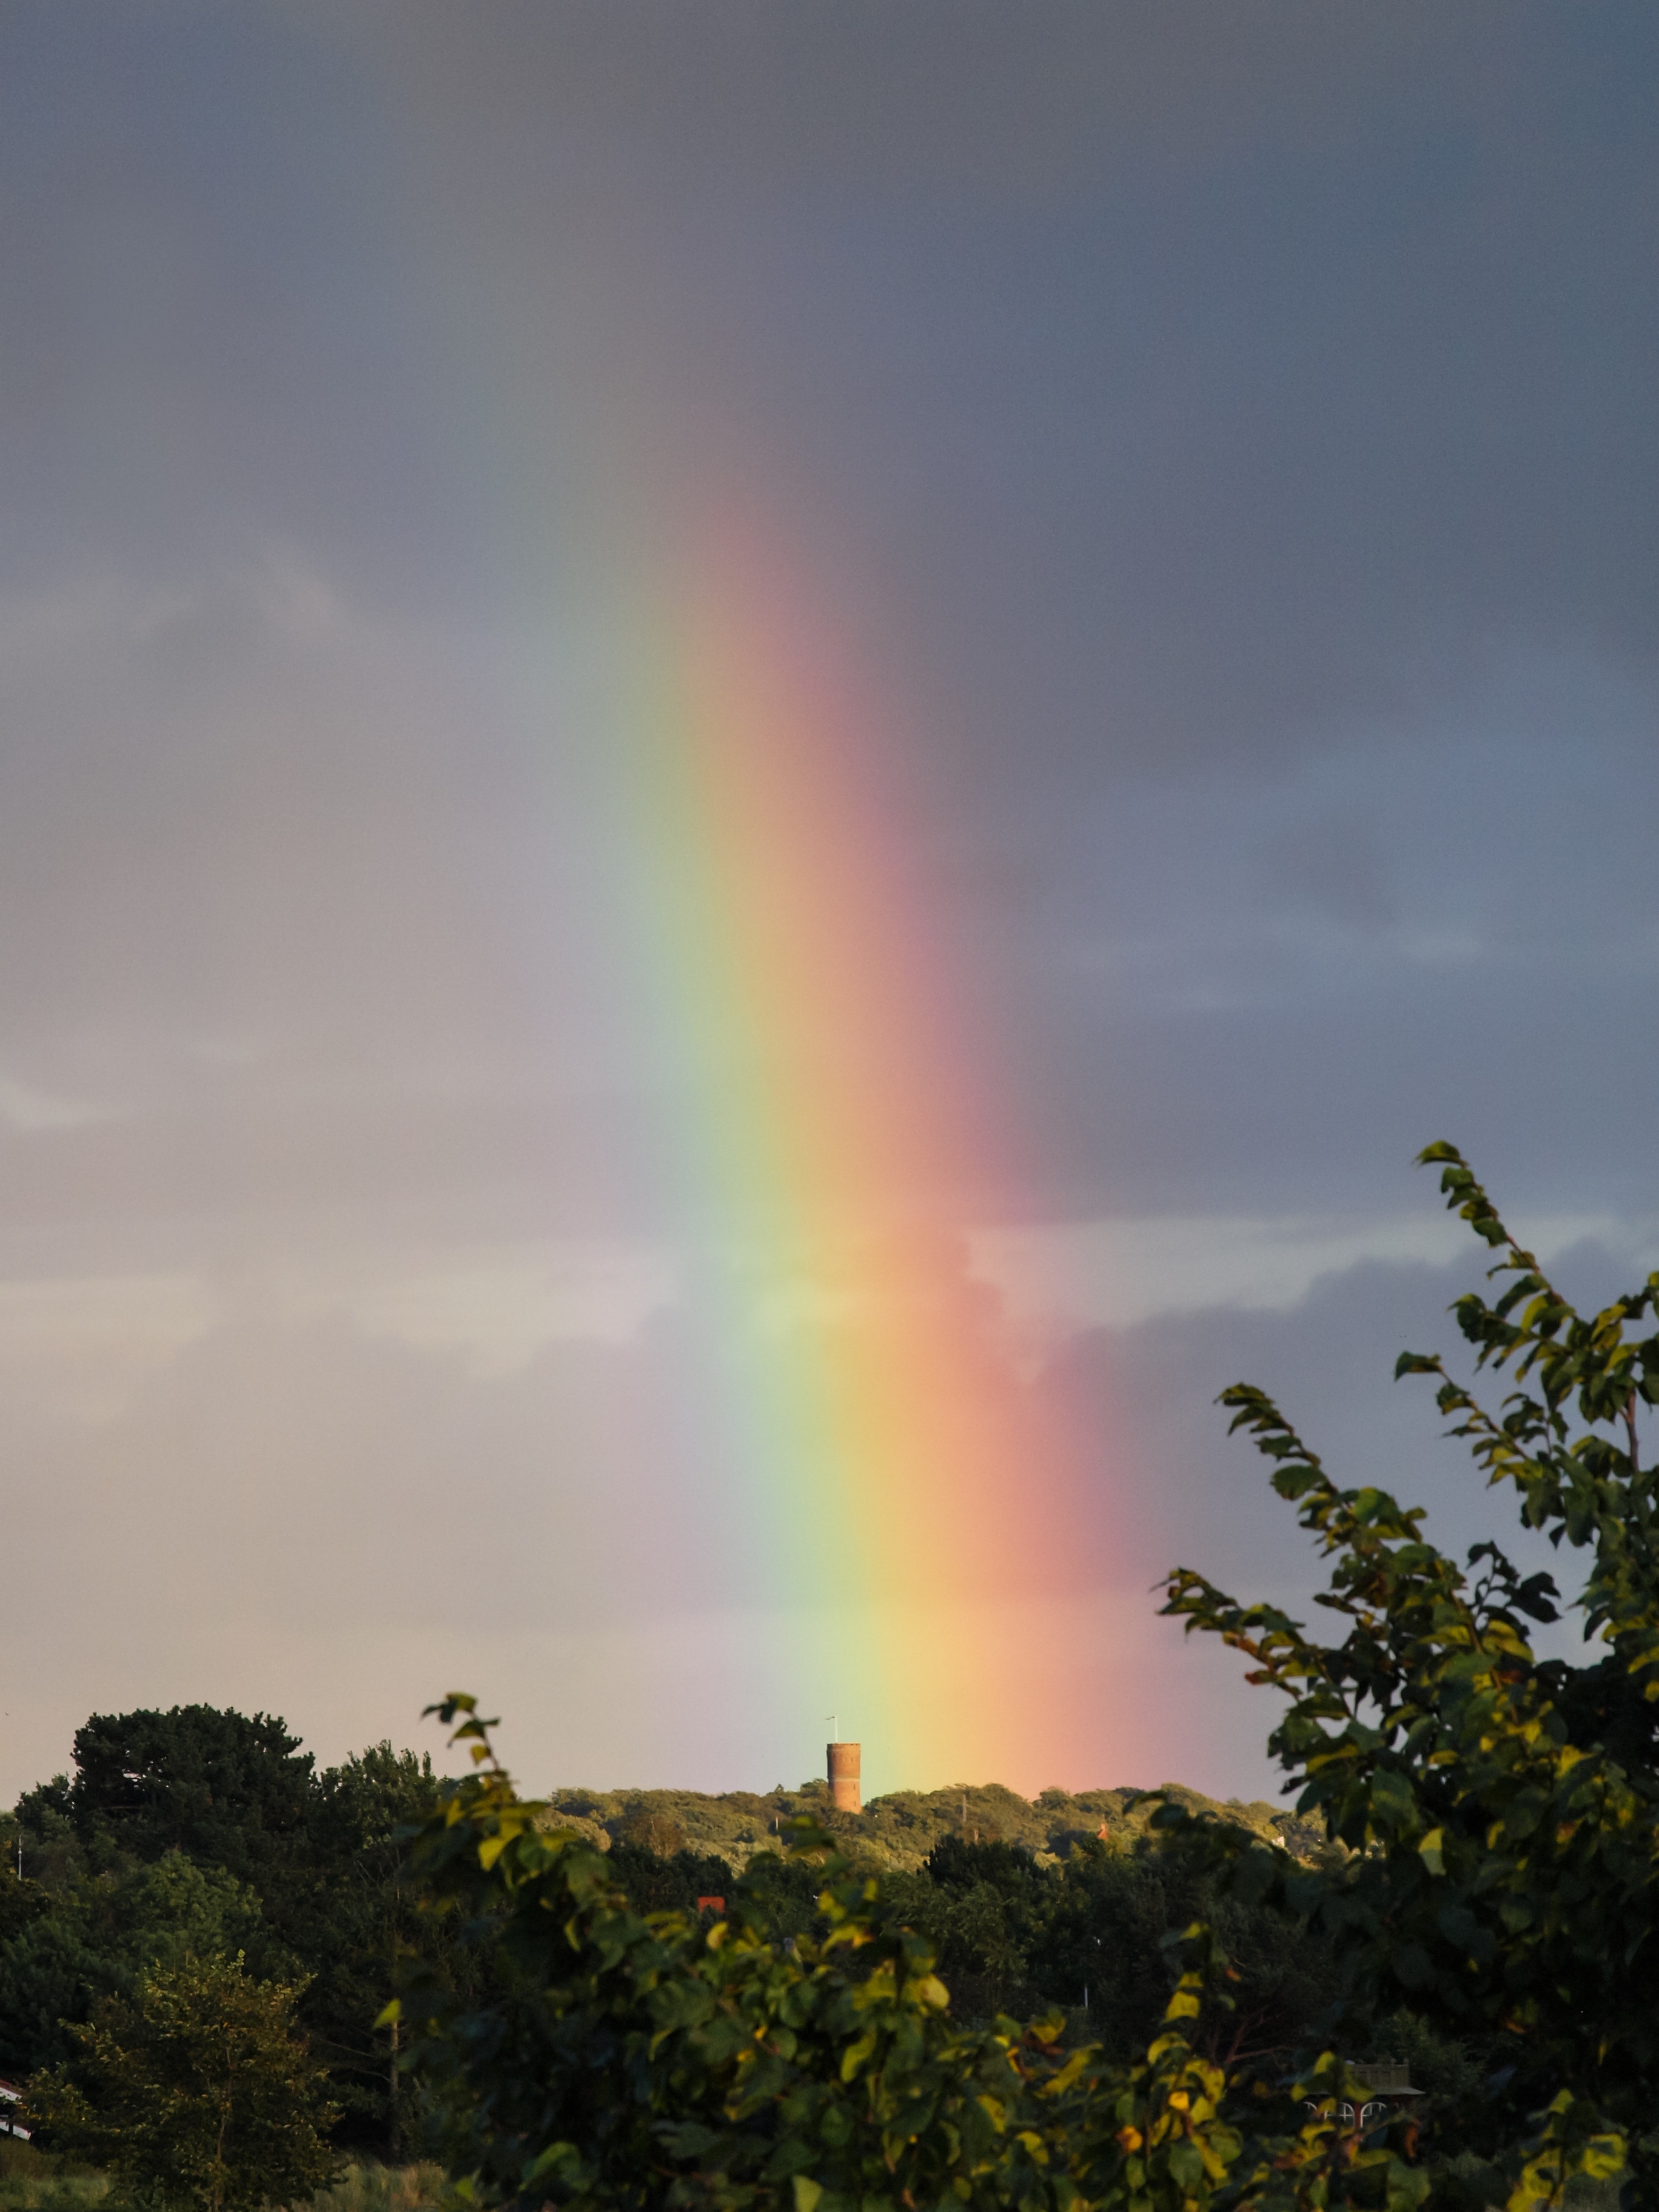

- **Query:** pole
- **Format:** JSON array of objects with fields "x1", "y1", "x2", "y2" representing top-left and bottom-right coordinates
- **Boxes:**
[{"x1": 387, "y1": 1886, "x2": 401, "y2": 2162}]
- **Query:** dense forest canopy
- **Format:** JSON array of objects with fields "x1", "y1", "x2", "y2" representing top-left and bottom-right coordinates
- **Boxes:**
[{"x1": 2, "y1": 1704, "x2": 1348, "y2": 2155}]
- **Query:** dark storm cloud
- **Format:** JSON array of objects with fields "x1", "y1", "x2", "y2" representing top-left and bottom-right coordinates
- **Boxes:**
[
  {"x1": 0, "y1": 7, "x2": 488, "y2": 597},
  {"x1": 1037, "y1": 1235, "x2": 1658, "y2": 1687},
  {"x1": 372, "y1": 2, "x2": 1563, "y2": 195},
  {"x1": 367, "y1": 0, "x2": 1659, "y2": 791},
  {"x1": 7, "y1": 2, "x2": 1655, "y2": 769},
  {"x1": 0, "y1": 3, "x2": 1652, "y2": 1235}
]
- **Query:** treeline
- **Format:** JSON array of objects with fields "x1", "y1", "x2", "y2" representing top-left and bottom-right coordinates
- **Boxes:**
[
  {"x1": 543, "y1": 1777, "x2": 1326, "y2": 1876},
  {"x1": 0, "y1": 1706, "x2": 435, "y2": 2154},
  {"x1": 2, "y1": 1700, "x2": 1473, "y2": 2163}
]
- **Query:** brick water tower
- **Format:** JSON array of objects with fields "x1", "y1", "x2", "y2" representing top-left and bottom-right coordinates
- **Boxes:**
[{"x1": 827, "y1": 1739, "x2": 861, "y2": 1813}]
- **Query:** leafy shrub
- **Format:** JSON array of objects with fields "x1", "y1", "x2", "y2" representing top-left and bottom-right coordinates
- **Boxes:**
[{"x1": 391, "y1": 1701, "x2": 1419, "y2": 2212}]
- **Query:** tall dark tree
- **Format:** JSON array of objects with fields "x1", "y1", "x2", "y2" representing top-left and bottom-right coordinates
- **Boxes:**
[
  {"x1": 303, "y1": 1744, "x2": 440, "y2": 2154},
  {"x1": 53, "y1": 1706, "x2": 318, "y2": 1892},
  {"x1": 7, "y1": 1710, "x2": 440, "y2": 2154}
]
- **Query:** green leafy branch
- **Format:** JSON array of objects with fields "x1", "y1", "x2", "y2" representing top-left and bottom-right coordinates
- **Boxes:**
[
  {"x1": 392, "y1": 1706, "x2": 1391, "y2": 2212},
  {"x1": 1159, "y1": 1145, "x2": 1659, "y2": 2210}
]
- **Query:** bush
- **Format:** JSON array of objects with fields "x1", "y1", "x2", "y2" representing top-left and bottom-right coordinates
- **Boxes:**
[{"x1": 392, "y1": 1701, "x2": 1418, "y2": 2212}]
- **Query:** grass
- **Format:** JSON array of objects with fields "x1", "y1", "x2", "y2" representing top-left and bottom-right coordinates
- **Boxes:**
[
  {"x1": 303, "y1": 2164, "x2": 446, "y2": 2212},
  {"x1": 0, "y1": 2140, "x2": 110, "y2": 2212},
  {"x1": 0, "y1": 2148, "x2": 446, "y2": 2212},
  {"x1": 0, "y1": 2140, "x2": 1631, "y2": 2212}
]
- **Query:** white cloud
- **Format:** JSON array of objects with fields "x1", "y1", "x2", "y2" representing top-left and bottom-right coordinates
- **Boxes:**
[
  {"x1": 0, "y1": 546, "x2": 352, "y2": 677},
  {"x1": 0, "y1": 577, "x2": 206, "y2": 661},
  {"x1": 244, "y1": 548, "x2": 352, "y2": 645},
  {"x1": 970, "y1": 1209, "x2": 1655, "y2": 1342},
  {"x1": 0, "y1": 1073, "x2": 117, "y2": 1131},
  {"x1": 0, "y1": 1273, "x2": 218, "y2": 1419},
  {"x1": 280, "y1": 1241, "x2": 681, "y2": 1374}
]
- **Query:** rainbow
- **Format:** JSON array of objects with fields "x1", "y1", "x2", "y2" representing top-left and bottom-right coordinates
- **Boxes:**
[{"x1": 561, "y1": 494, "x2": 1130, "y2": 1794}]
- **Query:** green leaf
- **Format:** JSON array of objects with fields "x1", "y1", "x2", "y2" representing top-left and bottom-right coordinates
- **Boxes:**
[{"x1": 1395, "y1": 1352, "x2": 1441, "y2": 1379}]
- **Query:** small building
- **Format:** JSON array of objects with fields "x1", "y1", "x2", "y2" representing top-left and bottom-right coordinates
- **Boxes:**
[
  {"x1": 0, "y1": 2074, "x2": 29, "y2": 2139},
  {"x1": 1307, "y1": 2061, "x2": 1423, "y2": 2136}
]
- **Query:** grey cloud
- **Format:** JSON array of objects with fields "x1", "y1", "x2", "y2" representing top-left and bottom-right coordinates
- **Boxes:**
[
  {"x1": 1036, "y1": 1241, "x2": 1635, "y2": 1641},
  {"x1": 1258, "y1": 811, "x2": 1396, "y2": 932},
  {"x1": 4, "y1": 4, "x2": 1656, "y2": 768},
  {"x1": 0, "y1": 1297, "x2": 751, "y2": 1798},
  {"x1": 370, "y1": 2, "x2": 1564, "y2": 198}
]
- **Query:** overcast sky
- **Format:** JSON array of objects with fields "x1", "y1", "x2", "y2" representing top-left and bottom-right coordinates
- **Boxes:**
[{"x1": 1, "y1": 2, "x2": 1656, "y2": 1805}]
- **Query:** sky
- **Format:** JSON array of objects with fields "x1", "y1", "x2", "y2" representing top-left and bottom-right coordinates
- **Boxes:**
[{"x1": 1, "y1": 1, "x2": 1657, "y2": 1807}]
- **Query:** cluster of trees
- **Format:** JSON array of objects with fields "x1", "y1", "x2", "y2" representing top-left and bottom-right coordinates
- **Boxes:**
[
  {"x1": 4, "y1": 1705, "x2": 1375, "y2": 2205},
  {"x1": 540, "y1": 1778, "x2": 1322, "y2": 1879},
  {"x1": 1, "y1": 1718, "x2": 1379, "y2": 2177},
  {"x1": 397, "y1": 1707, "x2": 1404, "y2": 2212},
  {"x1": 601, "y1": 1823, "x2": 1381, "y2": 2098},
  {"x1": 397, "y1": 1717, "x2": 1484, "y2": 2212},
  {"x1": 1, "y1": 1709, "x2": 437, "y2": 2157}
]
